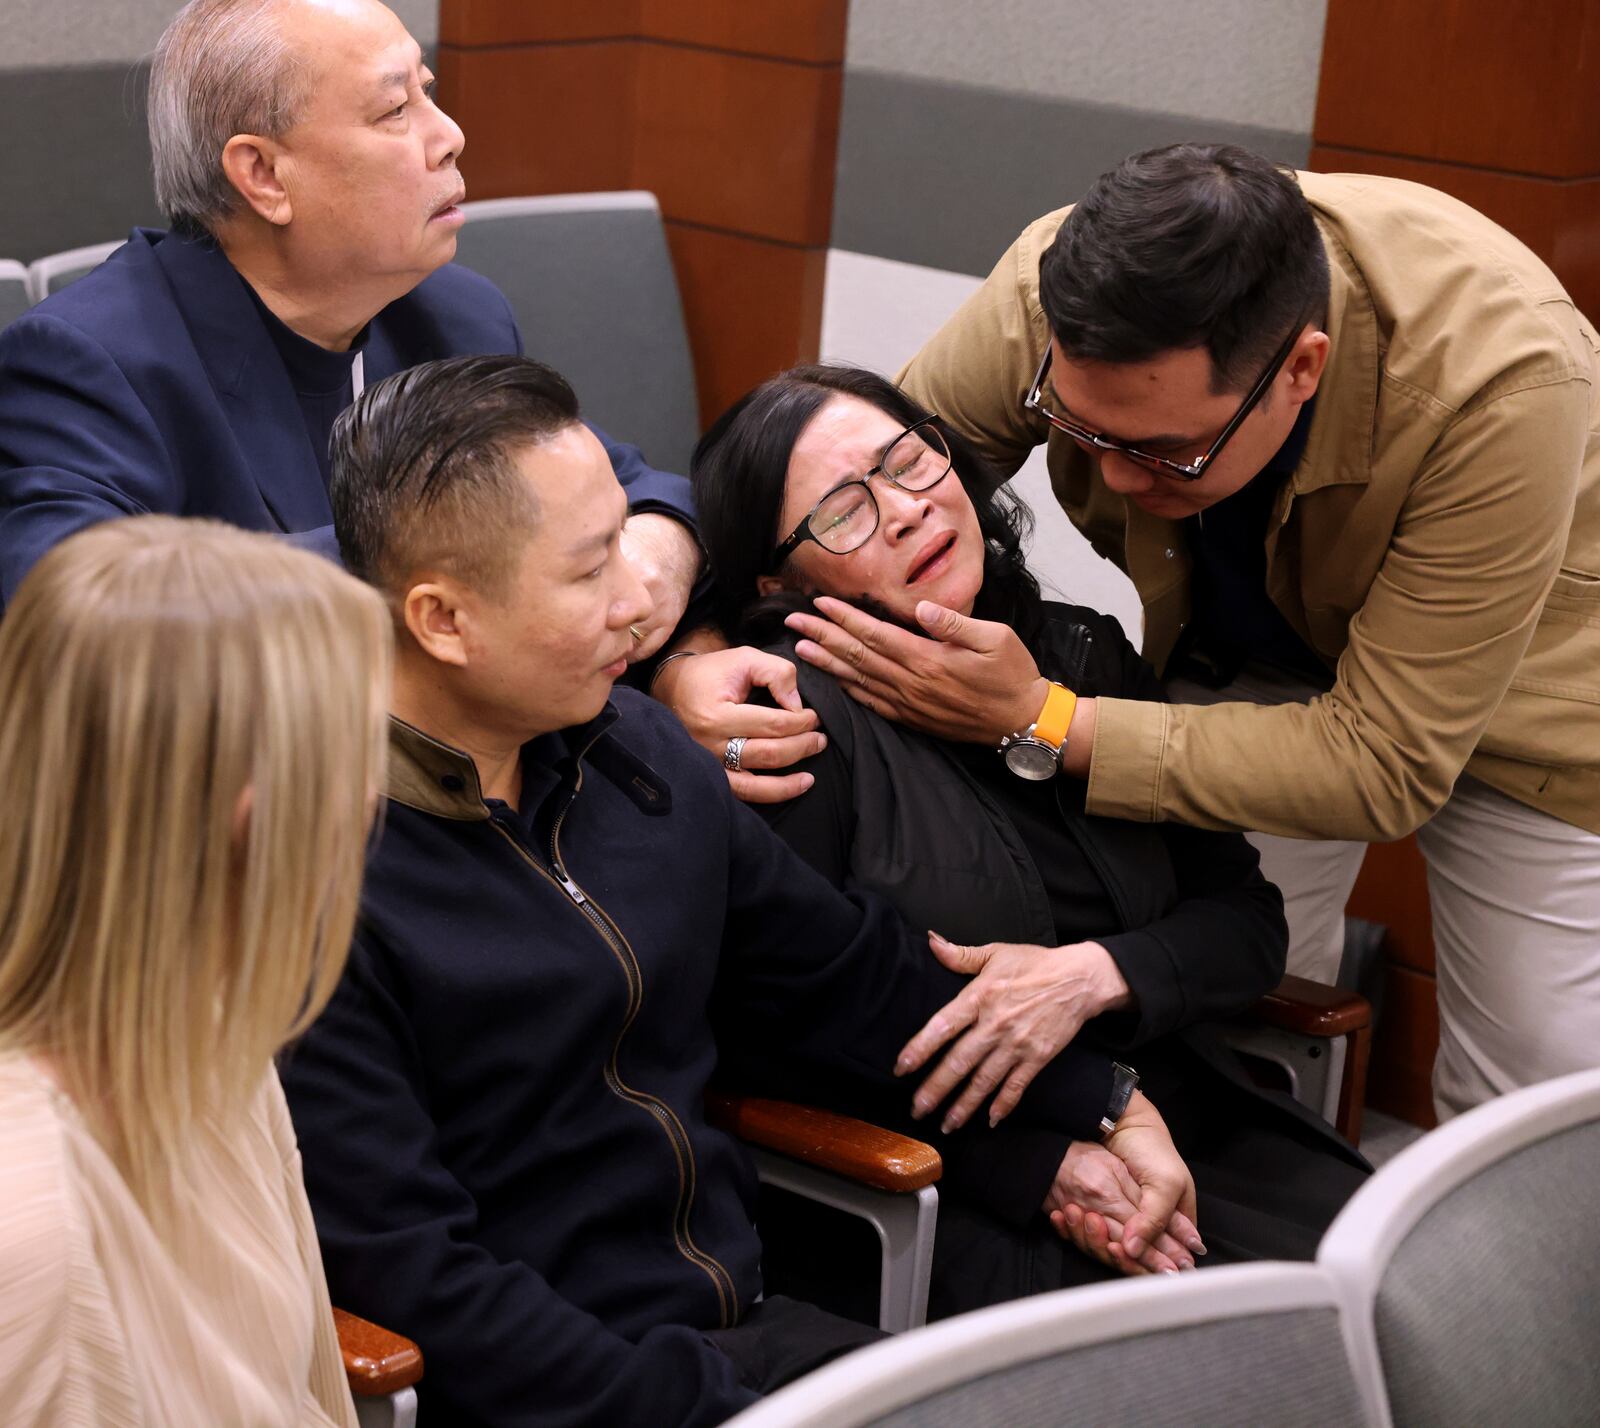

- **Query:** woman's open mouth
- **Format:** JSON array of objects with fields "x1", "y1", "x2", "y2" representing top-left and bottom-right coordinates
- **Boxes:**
[{"x1": 906, "y1": 532, "x2": 957, "y2": 585}]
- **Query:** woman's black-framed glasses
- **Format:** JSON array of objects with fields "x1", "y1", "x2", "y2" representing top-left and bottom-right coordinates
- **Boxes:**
[
  {"x1": 1022, "y1": 321, "x2": 1304, "y2": 481},
  {"x1": 769, "y1": 416, "x2": 953, "y2": 568}
]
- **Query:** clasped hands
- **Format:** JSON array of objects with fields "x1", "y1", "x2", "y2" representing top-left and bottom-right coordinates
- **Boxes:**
[
  {"x1": 1048, "y1": 1098, "x2": 1204, "y2": 1276},
  {"x1": 652, "y1": 607, "x2": 1191, "y2": 1269},
  {"x1": 893, "y1": 933, "x2": 1199, "y2": 1275}
]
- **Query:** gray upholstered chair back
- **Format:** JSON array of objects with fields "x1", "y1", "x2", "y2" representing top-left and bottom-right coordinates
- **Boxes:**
[
  {"x1": 725, "y1": 1263, "x2": 1375, "y2": 1428},
  {"x1": 453, "y1": 193, "x2": 699, "y2": 475},
  {"x1": 28, "y1": 239, "x2": 124, "y2": 300},
  {"x1": 1321, "y1": 1066, "x2": 1600, "y2": 1428},
  {"x1": 0, "y1": 260, "x2": 30, "y2": 330}
]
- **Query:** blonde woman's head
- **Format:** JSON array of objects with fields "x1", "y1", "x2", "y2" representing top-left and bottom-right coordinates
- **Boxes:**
[{"x1": 0, "y1": 517, "x2": 392, "y2": 1205}]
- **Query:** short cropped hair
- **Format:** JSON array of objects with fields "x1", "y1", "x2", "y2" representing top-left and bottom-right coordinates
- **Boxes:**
[
  {"x1": 150, "y1": 0, "x2": 311, "y2": 235},
  {"x1": 1039, "y1": 143, "x2": 1329, "y2": 393},
  {"x1": 330, "y1": 354, "x2": 582, "y2": 603}
]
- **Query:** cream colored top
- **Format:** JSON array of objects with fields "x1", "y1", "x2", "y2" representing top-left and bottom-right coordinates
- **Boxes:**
[{"x1": 0, "y1": 1055, "x2": 357, "y2": 1427}]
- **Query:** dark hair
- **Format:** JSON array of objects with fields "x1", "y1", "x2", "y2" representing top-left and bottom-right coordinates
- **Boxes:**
[
  {"x1": 691, "y1": 364, "x2": 1045, "y2": 649},
  {"x1": 1039, "y1": 143, "x2": 1329, "y2": 392},
  {"x1": 330, "y1": 354, "x2": 580, "y2": 601}
]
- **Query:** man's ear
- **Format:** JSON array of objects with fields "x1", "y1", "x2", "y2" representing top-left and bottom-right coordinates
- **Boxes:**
[
  {"x1": 1286, "y1": 327, "x2": 1331, "y2": 405},
  {"x1": 403, "y1": 580, "x2": 471, "y2": 668},
  {"x1": 755, "y1": 574, "x2": 785, "y2": 597},
  {"x1": 221, "y1": 133, "x2": 294, "y2": 227}
]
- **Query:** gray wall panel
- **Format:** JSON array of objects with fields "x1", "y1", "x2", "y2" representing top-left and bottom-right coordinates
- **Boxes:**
[
  {"x1": 1, "y1": 63, "x2": 163, "y2": 263},
  {"x1": 845, "y1": 0, "x2": 1329, "y2": 133},
  {"x1": 14, "y1": 0, "x2": 438, "y2": 67},
  {"x1": 4, "y1": 1, "x2": 442, "y2": 264},
  {"x1": 831, "y1": 70, "x2": 1311, "y2": 277}
]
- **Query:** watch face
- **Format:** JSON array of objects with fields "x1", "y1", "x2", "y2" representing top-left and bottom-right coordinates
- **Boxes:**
[{"x1": 1004, "y1": 739, "x2": 1058, "y2": 781}]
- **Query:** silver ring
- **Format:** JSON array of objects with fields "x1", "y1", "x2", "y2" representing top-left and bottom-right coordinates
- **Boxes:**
[
  {"x1": 722, "y1": 736, "x2": 747, "y2": 772},
  {"x1": 629, "y1": 624, "x2": 645, "y2": 642}
]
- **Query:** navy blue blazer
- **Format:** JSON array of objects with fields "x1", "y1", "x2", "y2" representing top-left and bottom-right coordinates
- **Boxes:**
[{"x1": 0, "y1": 228, "x2": 694, "y2": 599}]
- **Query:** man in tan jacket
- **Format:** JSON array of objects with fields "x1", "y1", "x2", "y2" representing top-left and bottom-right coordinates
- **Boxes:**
[{"x1": 774, "y1": 144, "x2": 1599, "y2": 1120}]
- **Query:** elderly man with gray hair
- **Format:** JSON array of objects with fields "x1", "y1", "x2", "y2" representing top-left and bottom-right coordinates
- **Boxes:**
[{"x1": 0, "y1": 0, "x2": 701, "y2": 648}]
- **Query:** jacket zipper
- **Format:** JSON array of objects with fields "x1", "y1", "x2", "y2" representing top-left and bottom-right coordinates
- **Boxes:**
[
  {"x1": 1067, "y1": 625, "x2": 1095, "y2": 689},
  {"x1": 487, "y1": 751, "x2": 739, "y2": 1327}
]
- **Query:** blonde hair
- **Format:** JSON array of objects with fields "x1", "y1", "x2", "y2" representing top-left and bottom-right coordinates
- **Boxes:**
[{"x1": 0, "y1": 517, "x2": 391, "y2": 1211}]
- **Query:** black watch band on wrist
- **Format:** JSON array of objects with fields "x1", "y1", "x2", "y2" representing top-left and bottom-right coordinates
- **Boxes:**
[{"x1": 1099, "y1": 1061, "x2": 1140, "y2": 1139}]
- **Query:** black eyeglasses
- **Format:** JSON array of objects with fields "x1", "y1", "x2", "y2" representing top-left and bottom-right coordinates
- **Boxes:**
[
  {"x1": 770, "y1": 416, "x2": 953, "y2": 568},
  {"x1": 1022, "y1": 321, "x2": 1303, "y2": 481}
]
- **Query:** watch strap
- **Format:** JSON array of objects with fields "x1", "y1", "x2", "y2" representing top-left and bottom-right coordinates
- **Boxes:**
[
  {"x1": 1098, "y1": 1061, "x2": 1140, "y2": 1139},
  {"x1": 1032, "y1": 682, "x2": 1076, "y2": 751}
]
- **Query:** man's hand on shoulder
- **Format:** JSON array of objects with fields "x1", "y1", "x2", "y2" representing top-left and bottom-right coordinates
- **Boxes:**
[
  {"x1": 651, "y1": 633, "x2": 826, "y2": 805},
  {"x1": 783, "y1": 596, "x2": 1048, "y2": 746},
  {"x1": 619, "y1": 512, "x2": 701, "y2": 661}
]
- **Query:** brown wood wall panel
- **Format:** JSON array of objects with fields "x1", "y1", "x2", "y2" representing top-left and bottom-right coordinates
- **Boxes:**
[
  {"x1": 438, "y1": 1, "x2": 846, "y2": 443},
  {"x1": 442, "y1": 0, "x2": 847, "y2": 62},
  {"x1": 1347, "y1": 836, "x2": 1439, "y2": 1127},
  {"x1": 1314, "y1": 0, "x2": 1600, "y2": 176},
  {"x1": 1310, "y1": 146, "x2": 1600, "y2": 321},
  {"x1": 638, "y1": 0, "x2": 849, "y2": 63},
  {"x1": 1365, "y1": 963, "x2": 1441, "y2": 1129},
  {"x1": 633, "y1": 47, "x2": 841, "y2": 245},
  {"x1": 443, "y1": 45, "x2": 636, "y2": 200},
  {"x1": 441, "y1": 0, "x2": 640, "y2": 47},
  {"x1": 666, "y1": 224, "x2": 826, "y2": 429},
  {"x1": 1348, "y1": 835, "x2": 1434, "y2": 975}
]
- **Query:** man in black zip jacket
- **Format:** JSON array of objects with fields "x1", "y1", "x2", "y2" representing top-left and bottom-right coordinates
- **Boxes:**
[{"x1": 279, "y1": 355, "x2": 1201, "y2": 1427}]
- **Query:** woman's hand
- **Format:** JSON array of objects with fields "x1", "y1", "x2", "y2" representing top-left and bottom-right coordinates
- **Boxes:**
[
  {"x1": 1051, "y1": 1205, "x2": 1173, "y2": 1277},
  {"x1": 1044, "y1": 1142, "x2": 1201, "y2": 1274},
  {"x1": 784, "y1": 596, "x2": 1048, "y2": 746},
  {"x1": 1101, "y1": 1092, "x2": 1201, "y2": 1262},
  {"x1": 652, "y1": 644, "x2": 825, "y2": 804},
  {"x1": 896, "y1": 933, "x2": 1133, "y2": 1132}
]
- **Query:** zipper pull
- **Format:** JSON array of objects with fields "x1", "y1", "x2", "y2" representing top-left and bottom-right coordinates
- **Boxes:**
[
  {"x1": 1069, "y1": 627, "x2": 1094, "y2": 688},
  {"x1": 552, "y1": 862, "x2": 587, "y2": 906}
]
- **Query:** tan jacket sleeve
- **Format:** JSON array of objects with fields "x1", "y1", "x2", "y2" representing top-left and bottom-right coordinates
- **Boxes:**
[
  {"x1": 896, "y1": 211, "x2": 1065, "y2": 485},
  {"x1": 1088, "y1": 376, "x2": 1591, "y2": 840}
]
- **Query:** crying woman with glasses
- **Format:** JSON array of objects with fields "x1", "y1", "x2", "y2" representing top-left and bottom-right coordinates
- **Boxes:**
[{"x1": 689, "y1": 364, "x2": 1367, "y2": 1317}]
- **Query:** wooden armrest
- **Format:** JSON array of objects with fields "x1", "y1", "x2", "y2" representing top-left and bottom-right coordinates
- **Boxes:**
[
  {"x1": 706, "y1": 1092, "x2": 941, "y2": 1192},
  {"x1": 334, "y1": 1307, "x2": 423, "y2": 1397},
  {"x1": 1252, "y1": 974, "x2": 1371, "y2": 1038}
]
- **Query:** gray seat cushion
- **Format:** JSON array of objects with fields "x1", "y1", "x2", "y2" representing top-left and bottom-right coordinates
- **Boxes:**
[
  {"x1": 1375, "y1": 1121, "x2": 1600, "y2": 1428},
  {"x1": 453, "y1": 199, "x2": 698, "y2": 474}
]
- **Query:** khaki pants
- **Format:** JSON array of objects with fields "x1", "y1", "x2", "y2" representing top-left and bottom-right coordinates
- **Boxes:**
[{"x1": 1168, "y1": 666, "x2": 1600, "y2": 1121}]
